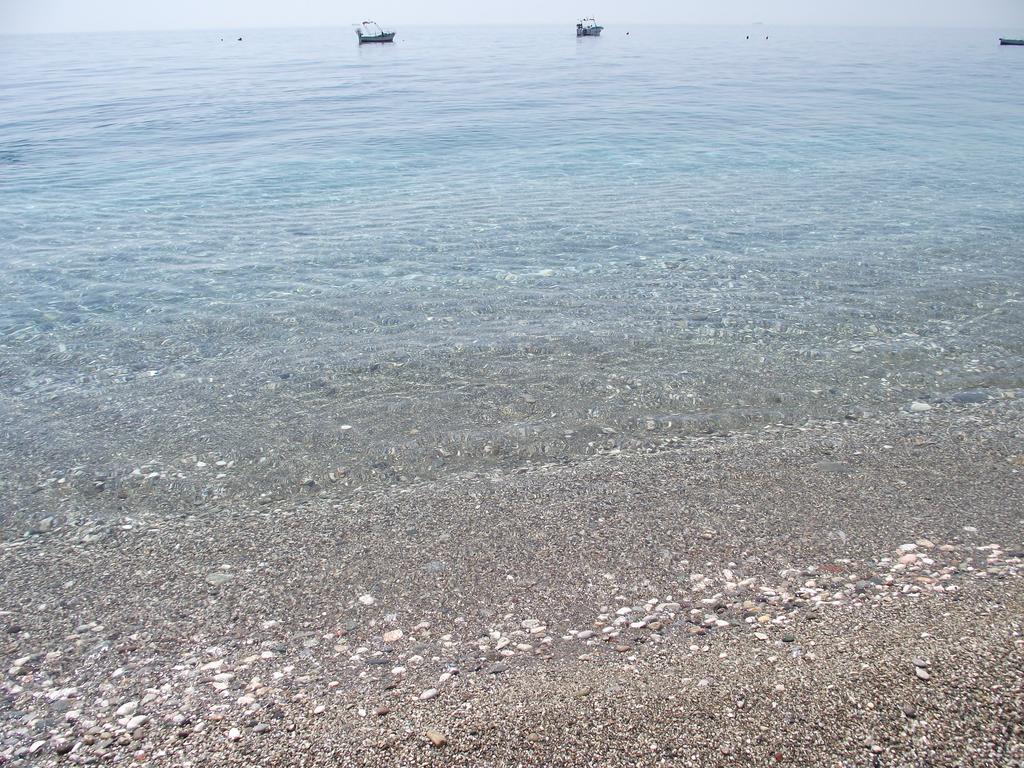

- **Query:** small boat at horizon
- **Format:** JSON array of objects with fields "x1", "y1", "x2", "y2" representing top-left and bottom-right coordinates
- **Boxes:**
[
  {"x1": 999, "y1": 38, "x2": 1024, "y2": 46},
  {"x1": 576, "y1": 18, "x2": 603, "y2": 37},
  {"x1": 356, "y1": 21, "x2": 396, "y2": 44}
]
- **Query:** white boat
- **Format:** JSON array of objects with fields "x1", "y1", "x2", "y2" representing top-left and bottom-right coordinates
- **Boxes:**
[
  {"x1": 356, "y1": 21, "x2": 396, "y2": 44},
  {"x1": 576, "y1": 18, "x2": 603, "y2": 37}
]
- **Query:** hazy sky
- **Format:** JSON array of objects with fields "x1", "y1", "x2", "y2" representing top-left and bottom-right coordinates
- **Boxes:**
[{"x1": 3, "y1": 0, "x2": 1024, "y2": 34}]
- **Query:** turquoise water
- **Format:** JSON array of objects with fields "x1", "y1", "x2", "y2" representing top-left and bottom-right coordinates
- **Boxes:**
[{"x1": 1, "y1": 26, "x2": 1023, "y2": 504}]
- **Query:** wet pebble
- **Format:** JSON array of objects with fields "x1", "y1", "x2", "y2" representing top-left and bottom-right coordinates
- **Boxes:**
[{"x1": 952, "y1": 391, "x2": 989, "y2": 404}]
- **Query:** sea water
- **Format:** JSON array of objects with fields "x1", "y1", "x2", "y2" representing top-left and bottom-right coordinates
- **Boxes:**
[{"x1": 1, "y1": 25, "x2": 1022, "y2": 509}]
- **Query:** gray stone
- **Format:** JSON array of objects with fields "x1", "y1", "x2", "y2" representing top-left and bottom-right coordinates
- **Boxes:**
[
  {"x1": 206, "y1": 572, "x2": 234, "y2": 587},
  {"x1": 32, "y1": 517, "x2": 55, "y2": 534},
  {"x1": 951, "y1": 391, "x2": 989, "y2": 404},
  {"x1": 812, "y1": 461, "x2": 852, "y2": 474}
]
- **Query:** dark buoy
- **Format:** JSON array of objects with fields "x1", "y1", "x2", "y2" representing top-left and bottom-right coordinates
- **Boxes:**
[{"x1": 237, "y1": 37, "x2": 243, "y2": 41}]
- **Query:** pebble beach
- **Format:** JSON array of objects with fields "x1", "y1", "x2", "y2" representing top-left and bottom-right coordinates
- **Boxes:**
[{"x1": 2, "y1": 397, "x2": 1021, "y2": 766}]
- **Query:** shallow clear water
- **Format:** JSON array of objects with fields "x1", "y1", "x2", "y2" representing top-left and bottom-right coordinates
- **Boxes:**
[{"x1": 1, "y1": 25, "x2": 1023, "y2": 506}]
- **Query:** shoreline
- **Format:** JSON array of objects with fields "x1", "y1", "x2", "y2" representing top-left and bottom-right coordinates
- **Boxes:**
[{"x1": 1, "y1": 399, "x2": 1022, "y2": 765}]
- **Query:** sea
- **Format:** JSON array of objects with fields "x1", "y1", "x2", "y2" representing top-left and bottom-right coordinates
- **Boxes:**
[{"x1": 1, "y1": 25, "x2": 1023, "y2": 510}]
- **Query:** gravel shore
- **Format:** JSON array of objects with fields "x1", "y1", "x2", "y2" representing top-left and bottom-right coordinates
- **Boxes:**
[{"x1": 2, "y1": 398, "x2": 1022, "y2": 766}]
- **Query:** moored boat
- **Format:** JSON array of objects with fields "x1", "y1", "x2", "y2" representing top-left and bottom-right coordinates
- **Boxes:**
[
  {"x1": 999, "y1": 38, "x2": 1024, "y2": 45},
  {"x1": 576, "y1": 18, "x2": 603, "y2": 37},
  {"x1": 356, "y1": 21, "x2": 396, "y2": 44}
]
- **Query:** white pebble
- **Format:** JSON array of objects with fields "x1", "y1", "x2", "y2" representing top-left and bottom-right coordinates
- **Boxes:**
[{"x1": 125, "y1": 715, "x2": 149, "y2": 730}]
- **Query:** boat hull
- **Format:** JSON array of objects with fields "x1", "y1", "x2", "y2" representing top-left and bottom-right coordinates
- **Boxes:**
[
  {"x1": 357, "y1": 33, "x2": 396, "y2": 44},
  {"x1": 1000, "y1": 38, "x2": 1024, "y2": 45},
  {"x1": 577, "y1": 28, "x2": 603, "y2": 37}
]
